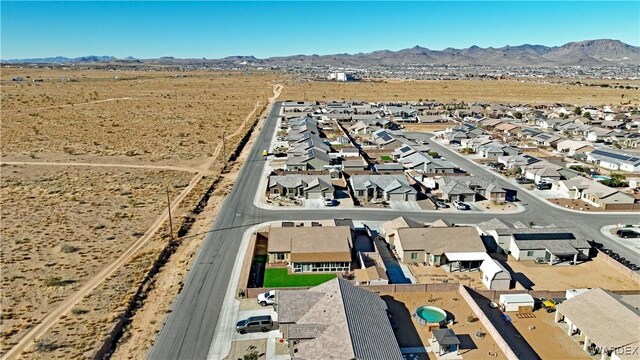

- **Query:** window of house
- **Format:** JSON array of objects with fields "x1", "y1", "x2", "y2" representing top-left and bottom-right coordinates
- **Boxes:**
[
  {"x1": 274, "y1": 253, "x2": 285, "y2": 260},
  {"x1": 358, "y1": 190, "x2": 364, "y2": 196},
  {"x1": 526, "y1": 251, "x2": 535, "y2": 257},
  {"x1": 410, "y1": 252, "x2": 418, "y2": 260}
]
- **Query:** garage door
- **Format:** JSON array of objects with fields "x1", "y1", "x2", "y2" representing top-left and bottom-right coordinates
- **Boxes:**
[
  {"x1": 388, "y1": 193, "x2": 405, "y2": 201},
  {"x1": 306, "y1": 192, "x2": 322, "y2": 200}
]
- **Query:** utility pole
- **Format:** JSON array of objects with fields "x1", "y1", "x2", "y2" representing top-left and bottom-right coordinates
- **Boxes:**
[{"x1": 166, "y1": 187, "x2": 175, "y2": 242}]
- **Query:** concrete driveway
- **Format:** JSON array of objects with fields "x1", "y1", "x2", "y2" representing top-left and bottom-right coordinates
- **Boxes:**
[
  {"x1": 390, "y1": 200, "x2": 421, "y2": 211},
  {"x1": 233, "y1": 307, "x2": 279, "y2": 342},
  {"x1": 304, "y1": 199, "x2": 326, "y2": 208}
]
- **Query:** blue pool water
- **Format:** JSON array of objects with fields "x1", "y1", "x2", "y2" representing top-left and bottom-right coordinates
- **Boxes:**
[
  {"x1": 593, "y1": 175, "x2": 611, "y2": 181},
  {"x1": 416, "y1": 306, "x2": 447, "y2": 323}
]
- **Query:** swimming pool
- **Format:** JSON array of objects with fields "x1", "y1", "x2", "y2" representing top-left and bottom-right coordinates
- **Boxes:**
[
  {"x1": 415, "y1": 305, "x2": 447, "y2": 324},
  {"x1": 593, "y1": 175, "x2": 611, "y2": 181}
]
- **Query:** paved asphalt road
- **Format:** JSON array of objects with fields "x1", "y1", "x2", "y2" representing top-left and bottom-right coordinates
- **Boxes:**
[{"x1": 149, "y1": 103, "x2": 639, "y2": 360}]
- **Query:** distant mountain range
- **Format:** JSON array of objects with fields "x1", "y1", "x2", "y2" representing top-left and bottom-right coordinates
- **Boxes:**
[{"x1": 3, "y1": 39, "x2": 639, "y2": 66}]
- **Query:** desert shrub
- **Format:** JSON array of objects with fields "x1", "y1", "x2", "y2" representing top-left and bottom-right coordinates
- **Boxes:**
[
  {"x1": 428, "y1": 151, "x2": 439, "y2": 158},
  {"x1": 243, "y1": 350, "x2": 259, "y2": 360},
  {"x1": 70, "y1": 307, "x2": 88, "y2": 316},
  {"x1": 466, "y1": 315, "x2": 478, "y2": 323},
  {"x1": 59, "y1": 243, "x2": 79, "y2": 253},
  {"x1": 44, "y1": 276, "x2": 65, "y2": 287},
  {"x1": 34, "y1": 339, "x2": 58, "y2": 352}
]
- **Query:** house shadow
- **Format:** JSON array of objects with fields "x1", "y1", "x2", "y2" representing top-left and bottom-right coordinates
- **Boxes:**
[
  {"x1": 496, "y1": 259, "x2": 536, "y2": 290},
  {"x1": 381, "y1": 295, "x2": 424, "y2": 348},
  {"x1": 456, "y1": 334, "x2": 477, "y2": 354}
]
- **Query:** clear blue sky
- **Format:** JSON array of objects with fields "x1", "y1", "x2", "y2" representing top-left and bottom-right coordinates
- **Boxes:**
[{"x1": 1, "y1": 1, "x2": 639, "y2": 59}]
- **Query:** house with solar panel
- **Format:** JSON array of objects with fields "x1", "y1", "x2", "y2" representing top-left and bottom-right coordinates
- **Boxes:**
[
  {"x1": 586, "y1": 149, "x2": 640, "y2": 172},
  {"x1": 487, "y1": 228, "x2": 592, "y2": 265}
]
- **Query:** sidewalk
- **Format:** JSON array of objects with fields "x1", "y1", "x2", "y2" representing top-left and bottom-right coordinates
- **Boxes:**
[{"x1": 207, "y1": 222, "x2": 290, "y2": 360}]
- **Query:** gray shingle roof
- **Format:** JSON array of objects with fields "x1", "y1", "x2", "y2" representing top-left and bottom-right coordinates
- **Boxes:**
[
  {"x1": 276, "y1": 279, "x2": 403, "y2": 360},
  {"x1": 337, "y1": 279, "x2": 403, "y2": 360}
]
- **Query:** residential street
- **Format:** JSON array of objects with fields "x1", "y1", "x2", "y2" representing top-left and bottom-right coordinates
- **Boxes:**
[{"x1": 148, "y1": 103, "x2": 639, "y2": 360}]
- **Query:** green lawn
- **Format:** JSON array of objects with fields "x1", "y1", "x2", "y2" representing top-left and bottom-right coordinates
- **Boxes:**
[
  {"x1": 263, "y1": 268, "x2": 336, "y2": 288},
  {"x1": 380, "y1": 155, "x2": 392, "y2": 162}
]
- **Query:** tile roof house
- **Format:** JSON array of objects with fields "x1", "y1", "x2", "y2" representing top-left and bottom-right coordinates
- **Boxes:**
[
  {"x1": 523, "y1": 161, "x2": 581, "y2": 183},
  {"x1": 555, "y1": 288, "x2": 640, "y2": 360},
  {"x1": 350, "y1": 174, "x2": 418, "y2": 202},
  {"x1": 436, "y1": 176, "x2": 512, "y2": 203},
  {"x1": 397, "y1": 152, "x2": 458, "y2": 174},
  {"x1": 267, "y1": 225, "x2": 353, "y2": 273},
  {"x1": 586, "y1": 127, "x2": 617, "y2": 142},
  {"x1": 497, "y1": 154, "x2": 541, "y2": 169},
  {"x1": 579, "y1": 180, "x2": 636, "y2": 208},
  {"x1": 609, "y1": 132, "x2": 640, "y2": 149},
  {"x1": 395, "y1": 226, "x2": 486, "y2": 265},
  {"x1": 286, "y1": 148, "x2": 332, "y2": 171},
  {"x1": 556, "y1": 140, "x2": 594, "y2": 156},
  {"x1": 531, "y1": 133, "x2": 562, "y2": 147},
  {"x1": 476, "y1": 142, "x2": 521, "y2": 158},
  {"x1": 380, "y1": 216, "x2": 424, "y2": 246},
  {"x1": 277, "y1": 278, "x2": 403, "y2": 360},
  {"x1": 268, "y1": 175, "x2": 335, "y2": 200}
]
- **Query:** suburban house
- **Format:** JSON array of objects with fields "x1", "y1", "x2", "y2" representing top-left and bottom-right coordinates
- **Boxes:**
[
  {"x1": 350, "y1": 174, "x2": 418, "y2": 202},
  {"x1": 580, "y1": 181, "x2": 636, "y2": 208},
  {"x1": 586, "y1": 127, "x2": 617, "y2": 142},
  {"x1": 267, "y1": 174, "x2": 335, "y2": 200},
  {"x1": 436, "y1": 176, "x2": 514, "y2": 203},
  {"x1": 556, "y1": 140, "x2": 595, "y2": 156},
  {"x1": 276, "y1": 278, "x2": 403, "y2": 360},
  {"x1": 497, "y1": 154, "x2": 541, "y2": 170},
  {"x1": 523, "y1": 161, "x2": 580, "y2": 183},
  {"x1": 282, "y1": 101, "x2": 313, "y2": 113},
  {"x1": 555, "y1": 176, "x2": 635, "y2": 208},
  {"x1": 531, "y1": 133, "x2": 562, "y2": 148},
  {"x1": 286, "y1": 148, "x2": 332, "y2": 171},
  {"x1": 341, "y1": 158, "x2": 368, "y2": 172},
  {"x1": 397, "y1": 152, "x2": 458, "y2": 174},
  {"x1": 267, "y1": 225, "x2": 353, "y2": 273},
  {"x1": 461, "y1": 135, "x2": 493, "y2": 151},
  {"x1": 586, "y1": 149, "x2": 640, "y2": 172},
  {"x1": 476, "y1": 142, "x2": 521, "y2": 158},
  {"x1": 380, "y1": 216, "x2": 424, "y2": 246},
  {"x1": 555, "y1": 288, "x2": 640, "y2": 360},
  {"x1": 609, "y1": 132, "x2": 640, "y2": 149},
  {"x1": 394, "y1": 226, "x2": 486, "y2": 267},
  {"x1": 487, "y1": 228, "x2": 591, "y2": 264}
]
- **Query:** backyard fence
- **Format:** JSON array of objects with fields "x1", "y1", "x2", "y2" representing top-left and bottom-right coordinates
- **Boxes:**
[
  {"x1": 594, "y1": 249, "x2": 640, "y2": 283},
  {"x1": 458, "y1": 285, "x2": 520, "y2": 360}
]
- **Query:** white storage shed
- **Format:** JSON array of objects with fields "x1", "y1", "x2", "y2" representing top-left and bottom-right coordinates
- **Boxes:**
[{"x1": 499, "y1": 294, "x2": 535, "y2": 312}]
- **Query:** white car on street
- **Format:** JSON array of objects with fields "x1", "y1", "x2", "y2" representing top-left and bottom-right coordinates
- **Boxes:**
[{"x1": 452, "y1": 200, "x2": 469, "y2": 210}]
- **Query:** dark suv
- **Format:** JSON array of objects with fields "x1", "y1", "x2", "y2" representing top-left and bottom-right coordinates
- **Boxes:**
[
  {"x1": 617, "y1": 229, "x2": 640, "y2": 239},
  {"x1": 236, "y1": 315, "x2": 274, "y2": 334},
  {"x1": 516, "y1": 177, "x2": 534, "y2": 184},
  {"x1": 536, "y1": 182, "x2": 552, "y2": 190}
]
